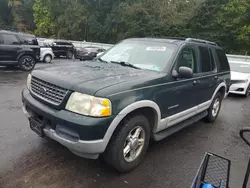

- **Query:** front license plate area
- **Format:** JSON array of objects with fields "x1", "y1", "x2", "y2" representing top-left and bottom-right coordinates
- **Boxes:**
[{"x1": 29, "y1": 117, "x2": 45, "y2": 137}]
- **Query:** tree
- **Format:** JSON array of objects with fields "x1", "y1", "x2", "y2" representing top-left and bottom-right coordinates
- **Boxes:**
[
  {"x1": 8, "y1": 0, "x2": 35, "y2": 32},
  {"x1": 0, "y1": 0, "x2": 13, "y2": 28},
  {"x1": 33, "y1": 0, "x2": 87, "y2": 39}
]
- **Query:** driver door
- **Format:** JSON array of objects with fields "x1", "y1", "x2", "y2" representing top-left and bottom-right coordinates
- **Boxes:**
[{"x1": 156, "y1": 45, "x2": 200, "y2": 131}]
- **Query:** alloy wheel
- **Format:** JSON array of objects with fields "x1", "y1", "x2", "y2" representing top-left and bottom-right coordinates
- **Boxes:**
[{"x1": 123, "y1": 126, "x2": 145, "y2": 162}]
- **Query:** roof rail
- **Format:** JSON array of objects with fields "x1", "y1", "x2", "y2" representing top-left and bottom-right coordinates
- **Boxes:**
[
  {"x1": 185, "y1": 38, "x2": 218, "y2": 46},
  {"x1": 145, "y1": 36, "x2": 186, "y2": 40}
]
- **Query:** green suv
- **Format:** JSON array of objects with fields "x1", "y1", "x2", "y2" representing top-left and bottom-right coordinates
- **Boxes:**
[{"x1": 22, "y1": 38, "x2": 230, "y2": 172}]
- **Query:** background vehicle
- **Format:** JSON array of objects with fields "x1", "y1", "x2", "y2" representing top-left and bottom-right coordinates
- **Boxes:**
[
  {"x1": 40, "y1": 47, "x2": 54, "y2": 63},
  {"x1": 38, "y1": 40, "x2": 54, "y2": 63},
  {"x1": 74, "y1": 46, "x2": 106, "y2": 61},
  {"x1": 49, "y1": 40, "x2": 74, "y2": 59},
  {"x1": 229, "y1": 61, "x2": 250, "y2": 97},
  {"x1": 0, "y1": 30, "x2": 40, "y2": 71},
  {"x1": 22, "y1": 37, "x2": 230, "y2": 172}
]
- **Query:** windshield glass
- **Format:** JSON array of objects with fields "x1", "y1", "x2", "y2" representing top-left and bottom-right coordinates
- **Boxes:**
[
  {"x1": 100, "y1": 40, "x2": 176, "y2": 71},
  {"x1": 230, "y1": 62, "x2": 250, "y2": 73}
]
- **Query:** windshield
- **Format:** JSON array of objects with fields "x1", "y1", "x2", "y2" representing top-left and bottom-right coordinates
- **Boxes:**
[
  {"x1": 100, "y1": 40, "x2": 176, "y2": 71},
  {"x1": 230, "y1": 62, "x2": 250, "y2": 73}
]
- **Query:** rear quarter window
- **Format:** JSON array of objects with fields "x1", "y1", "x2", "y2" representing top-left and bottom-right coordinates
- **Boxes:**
[
  {"x1": 198, "y1": 46, "x2": 215, "y2": 73},
  {"x1": 216, "y1": 49, "x2": 230, "y2": 72},
  {"x1": 19, "y1": 35, "x2": 38, "y2": 45}
]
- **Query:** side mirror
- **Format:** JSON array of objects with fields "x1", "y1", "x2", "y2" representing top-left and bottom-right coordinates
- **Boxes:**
[{"x1": 174, "y1": 66, "x2": 193, "y2": 79}]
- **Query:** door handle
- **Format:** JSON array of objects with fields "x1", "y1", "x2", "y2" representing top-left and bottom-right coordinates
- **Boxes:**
[
  {"x1": 214, "y1": 76, "x2": 218, "y2": 80},
  {"x1": 193, "y1": 80, "x2": 197, "y2": 85}
]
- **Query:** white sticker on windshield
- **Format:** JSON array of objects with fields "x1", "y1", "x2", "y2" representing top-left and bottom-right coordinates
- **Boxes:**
[{"x1": 146, "y1": 47, "x2": 166, "y2": 51}]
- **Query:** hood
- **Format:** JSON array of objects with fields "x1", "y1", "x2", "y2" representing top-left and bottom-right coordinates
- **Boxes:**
[
  {"x1": 32, "y1": 61, "x2": 158, "y2": 95},
  {"x1": 231, "y1": 71, "x2": 250, "y2": 80}
]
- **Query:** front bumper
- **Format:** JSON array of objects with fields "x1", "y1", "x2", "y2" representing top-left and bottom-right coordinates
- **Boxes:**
[
  {"x1": 229, "y1": 83, "x2": 248, "y2": 95},
  {"x1": 22, "y1": 88, "x2": 115, "y2": 159}
]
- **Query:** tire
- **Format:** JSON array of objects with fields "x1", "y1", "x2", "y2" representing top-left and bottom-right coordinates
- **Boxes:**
[
  {"x1": 205, "y1": 92, "x2": 222, "y2": 122},
  {"x1": 66, "y1": 51, "x2": 73, "y2": 59},
  {"x1": 104, "y1": 114, "x2": 150, "y2": 172},
  {"x1": 43, "y1": 54, "x2": 52, "y2": 63},
  {"x1": 244, "y1": 84, "x2": 250, "y2": 97},
  {"x1": 18, "y1": 55, "x2": 36, "y2": 71}
]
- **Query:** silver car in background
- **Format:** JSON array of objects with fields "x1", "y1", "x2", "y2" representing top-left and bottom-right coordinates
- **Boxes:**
[
  {"x1": 38, "y1": 40, "x2": 55, "y2": 63},
  {"x1": 229, "y1": 61, "x2": 250, "y2": 97}
]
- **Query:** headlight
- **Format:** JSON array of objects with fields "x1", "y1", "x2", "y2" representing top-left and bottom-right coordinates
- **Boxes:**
[
  {"x1": 65, "y1": 92, "x2": 111, "y2": 117},
  {"x1": 27, "y1": 74, "x2": 32, "y2": 90}
]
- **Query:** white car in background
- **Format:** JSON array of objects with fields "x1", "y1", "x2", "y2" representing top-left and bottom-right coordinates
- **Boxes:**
[
  {"x1": 38, "y1": 40, "x2": 55, "y2": 63},
  {"x1": 40, "y1": 47, "x2": 55, "y2": 63},
  {"x1": 229, "y1": 61, "x2": 250, "y2": 97}
]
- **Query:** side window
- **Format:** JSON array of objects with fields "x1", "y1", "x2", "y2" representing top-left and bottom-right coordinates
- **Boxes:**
[
  {"x1": 177, "y1": 47, "x2": 197, "y2": 73},
  {"x1": 98, "y1": 48, "x2": 105, "y2": 52},
  {"x1": 216, "y1": 49, "x2": 230, "y2": 71},
  {"x1": 3, "y1": 34, "x2": 19, "y2": 45},
  {"x1": 19, "y1": 35, "x2": 38, "y2": 45},
  {"x1": 0, "y1": 34, "x2": 3, "y2": 44},
  {"x1": 198, "y1": 46, "x2": 213, "y2": 73}
]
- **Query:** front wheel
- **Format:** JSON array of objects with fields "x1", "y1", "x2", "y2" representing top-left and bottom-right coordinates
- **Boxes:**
[
  {"x1": 18, "y1": 55, "x2": 36, "y2": 71},
  {"x1": 245, "y1": 84, "x2": 250, "y2": 97},
  {"x1": 205, "y1": 92, "x2": 222, "y2": 122},
  {"x1": 104, "y1": 114, "x2": 150, "y2": 172}
]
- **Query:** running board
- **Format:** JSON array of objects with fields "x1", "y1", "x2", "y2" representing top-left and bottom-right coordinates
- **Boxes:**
[{"x1": 153, "y1": 111, "x2": 208, "y2": 141}]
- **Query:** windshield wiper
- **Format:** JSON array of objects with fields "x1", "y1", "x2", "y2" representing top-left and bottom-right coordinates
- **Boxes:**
[
  {"x1": 96, "y1": 57, "x2": 108, "y2": 63},
  {"x1": 110, "y1": 61, "x2": 141, "y2": 69}
]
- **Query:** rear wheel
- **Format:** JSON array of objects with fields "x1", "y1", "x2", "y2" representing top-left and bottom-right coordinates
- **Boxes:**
[
  {"x1": 104, "y1": 114, "x2": 150, "y2": 172},
  {"x1": 205, "y1": 92, "x2": 222, "y2": 122},
  {"x1": 18, "y1": 55, "x2": 36, "y2": 71},
  {"x1": 66, "y1": 51, "x2": 73, "y2": 59}
]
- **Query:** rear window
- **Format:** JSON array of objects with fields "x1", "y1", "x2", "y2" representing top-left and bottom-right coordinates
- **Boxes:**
[
  {"x1": 19, "y1": 35, "x2": 38, "y2": 45},
  {"x1": 216, "y1": 49, "x2": 230, "y2": 71},
  {"x1": 199, "y1": 46, "x2": 214, "y2": 72}
]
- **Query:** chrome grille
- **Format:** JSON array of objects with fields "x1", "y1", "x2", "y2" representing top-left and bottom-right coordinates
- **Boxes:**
[{"x1": 31, "y1": 76, "x2": 68, "y2": 105}]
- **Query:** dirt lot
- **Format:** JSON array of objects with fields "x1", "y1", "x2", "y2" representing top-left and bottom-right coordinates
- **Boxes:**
[{"x1": 0, "y1": 59, "x2": 250, "y2": 188}]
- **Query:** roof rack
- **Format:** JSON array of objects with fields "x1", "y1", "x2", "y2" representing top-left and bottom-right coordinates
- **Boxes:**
[
  {"x1": 145, "y1": 36, "x2": 186, "y2": 40},
  {"x1": 185, "y1": 38, "x2": 218, "y2": 46}
]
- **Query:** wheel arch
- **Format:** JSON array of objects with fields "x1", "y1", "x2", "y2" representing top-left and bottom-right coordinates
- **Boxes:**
[
  {"x1": 103, "y1": 100, "x2": 161, "y2": 149},
  {"x1": 16, "y1": 52, "x2": 36, "y2": 62},
  {"x1": 211, "y1": 82, "x2": 227, "y2": 103}
]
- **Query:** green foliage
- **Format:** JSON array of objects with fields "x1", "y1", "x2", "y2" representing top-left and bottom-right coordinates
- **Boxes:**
[
  {"x1": 0, "y1": 0, "x2": 13, "y2": 28},
  {"x1": 0, "y1": 0, "x2": 250, "y2": 54},
  {"x1": 8, "y1": 0, "x2": 35, "y2": 31}
]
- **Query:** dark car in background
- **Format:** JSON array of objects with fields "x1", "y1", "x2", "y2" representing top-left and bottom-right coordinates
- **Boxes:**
[
  {"x1": 74, "y1": 46, "x2": 106, "y2": 61},
  {"x1": 50, "y1": 40, "x2": 74, "y2": 59},
  {"x1": 0, "y1": 30, "x2": 40, "y2": 71}
]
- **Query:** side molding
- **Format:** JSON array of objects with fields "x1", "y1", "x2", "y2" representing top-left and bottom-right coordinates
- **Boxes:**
[
  {"x1": 155, "y1": 82, "x2": 226, "y2": 133},
  {"x1": 102, "y1": 100, "x2": 161, "y2": 148}
]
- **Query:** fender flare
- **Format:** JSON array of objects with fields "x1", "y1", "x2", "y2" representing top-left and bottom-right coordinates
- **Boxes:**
[
  {"x1": 16, "y1": 52, "x2": 35, "y2": 61},
  {"x1": 102, "y1": 100, "x2": 161, "y2": 148},
  {"x1": 210, "y1": 82, "x2": 227, "y2": 105}
]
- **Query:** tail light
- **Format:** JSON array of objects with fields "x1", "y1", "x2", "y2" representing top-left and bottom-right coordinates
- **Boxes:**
[{"x1": 83, "y1": 50, "x2": 89, "y2": 54}]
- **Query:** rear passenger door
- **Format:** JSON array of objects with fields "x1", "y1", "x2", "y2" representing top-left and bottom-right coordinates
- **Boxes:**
[{"x1": 195, "y1": 46, "x2": 218, "y2": 105}]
